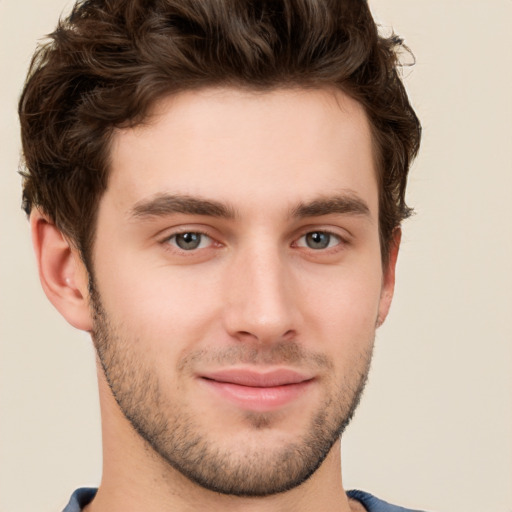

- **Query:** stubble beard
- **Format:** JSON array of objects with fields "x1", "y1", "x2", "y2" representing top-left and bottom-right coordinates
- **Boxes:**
[{"x1": 89, "y1": 283, "x2": 374, "y2": 497}]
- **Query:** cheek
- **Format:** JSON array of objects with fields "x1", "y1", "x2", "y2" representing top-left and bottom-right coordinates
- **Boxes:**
[
  {"x1": 93, "y1": 228, "x2": 384, "y2": 363},
  {"x1": 300, "y1": 262, "x2": 383, "y2": 352},
  {"x1": 94, "y1": 257, "x2": 224, "y2": 351},
  {"x1": 301, "y1": 256, "x2": 383, "y2": 316}
]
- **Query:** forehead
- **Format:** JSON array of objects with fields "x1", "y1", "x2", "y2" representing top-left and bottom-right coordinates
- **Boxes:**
[{"x1": 106, "y1": 87, "x2": 377, "y2": 217}]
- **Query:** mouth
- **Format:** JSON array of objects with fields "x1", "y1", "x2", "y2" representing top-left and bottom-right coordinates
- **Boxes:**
[{"x1": 198, "y1": 368, "x2": 315, "y2": 412}]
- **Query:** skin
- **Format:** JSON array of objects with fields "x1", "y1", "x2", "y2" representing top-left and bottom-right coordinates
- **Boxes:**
[{"x1": 32, "y1": 87, "x2": 399, "y2": 512}]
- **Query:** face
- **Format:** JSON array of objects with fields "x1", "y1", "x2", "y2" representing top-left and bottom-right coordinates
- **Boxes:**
[{"x1": 88, "y1": 87, "x2": 396, "y2": 496}]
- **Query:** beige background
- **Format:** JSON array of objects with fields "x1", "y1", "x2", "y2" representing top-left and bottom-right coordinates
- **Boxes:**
[{"x1": 1, "y1": 1, "x2": 511, "y2": 511}]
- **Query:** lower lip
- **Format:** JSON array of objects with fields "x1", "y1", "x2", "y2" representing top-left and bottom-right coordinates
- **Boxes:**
[{"x1": 201, "y1": 379, "x2": 313, "y2": 412}]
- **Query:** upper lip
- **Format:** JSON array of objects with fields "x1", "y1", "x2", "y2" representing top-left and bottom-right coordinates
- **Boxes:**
[{"x1": 199, "y1": 368, "x2": 314, "y2": 387}]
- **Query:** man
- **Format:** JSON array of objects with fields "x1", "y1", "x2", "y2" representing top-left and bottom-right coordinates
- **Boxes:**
[{"x1": 18, "y1": 0, "x2": 422, "y2": 510}]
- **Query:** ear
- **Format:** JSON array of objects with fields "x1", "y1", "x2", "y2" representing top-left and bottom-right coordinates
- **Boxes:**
[
  {"x1": 376, "y1": 227, "x2": 401, "y2": 328},
  {"x1": 30, "y1": 209, "x2": 93, "y2": 332}
]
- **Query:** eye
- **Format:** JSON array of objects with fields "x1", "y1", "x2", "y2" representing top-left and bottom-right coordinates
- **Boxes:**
[
  {"x1": 296, "y1": 231, "x2": 341, "y2": 250},
  {"x1": 166, "y1": 232, "x2": 212, "y2": 251}
]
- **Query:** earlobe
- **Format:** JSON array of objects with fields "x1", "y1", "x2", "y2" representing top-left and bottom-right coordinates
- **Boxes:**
[
  {"x1": 30, "y1": 209, "x2": 93, "y2": 332},
  {"x1": 377, "y1": 228, "x2": 401, "y2": 328}
]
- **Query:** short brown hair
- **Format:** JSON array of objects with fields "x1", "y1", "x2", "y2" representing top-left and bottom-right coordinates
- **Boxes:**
[{"x1": 19, "y1": 0, "x2": 421, "y2": 264}]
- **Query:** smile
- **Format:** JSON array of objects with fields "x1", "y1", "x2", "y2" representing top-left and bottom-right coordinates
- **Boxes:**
[{"x1": 198, "y1": 369, "x2": 315, "y2": 412}]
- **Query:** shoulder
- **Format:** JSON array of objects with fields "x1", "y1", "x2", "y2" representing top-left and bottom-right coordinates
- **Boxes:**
[
  {"x1": 347, "y1": 490, "x2": 429, "y2": 512},
  {"x1": 62, "y1": 487, "x2": 428, "y2": 512},
  {"x1": 62, "y1": 488, "x2": 97, "y2": 512}
]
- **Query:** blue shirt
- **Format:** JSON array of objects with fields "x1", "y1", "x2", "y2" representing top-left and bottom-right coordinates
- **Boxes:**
[{"x1": 62, "y1": 487, "x2": 427, "y2": 511}]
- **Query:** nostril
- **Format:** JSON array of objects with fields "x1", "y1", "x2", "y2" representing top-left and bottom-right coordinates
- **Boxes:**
[
  {"x1": 283, "y1": 329, "x2": 295, "y2": 340},
  {"x1": 233, "y1": 329, "x2": 296, "y2": 344}
]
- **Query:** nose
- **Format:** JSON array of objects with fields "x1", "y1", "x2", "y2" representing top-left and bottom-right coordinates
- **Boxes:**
[{"x1": 222, "y1": 244, "x2": 299, "y2": 344}]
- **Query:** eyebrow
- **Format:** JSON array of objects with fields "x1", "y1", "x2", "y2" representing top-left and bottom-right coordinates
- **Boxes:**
[
  {"x1": 291, "y1": 194, "x2": 371, "y2": 219},
  {"x1": 129, "y1": 192, "x2": 370, "y2": 222},
  {"x1": 130, "y1": 194, "x2": 237, "y2": 220}
]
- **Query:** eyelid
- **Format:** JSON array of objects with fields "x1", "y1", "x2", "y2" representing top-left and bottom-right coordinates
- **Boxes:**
[
  {"x1": 157, "y1": 223, "x2": 217, "y2": 241},
  {"x1": 293, "y1": 224, "x2": 351, "y2": 243}
]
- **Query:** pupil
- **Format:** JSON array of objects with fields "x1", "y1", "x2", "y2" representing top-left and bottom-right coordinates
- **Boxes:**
[
  {"x1": 307, "y1": 232, "x2": 329, "y2": 249},
  {"x1": 177, "y1": 233, "x2": 201, "y2": 250}
]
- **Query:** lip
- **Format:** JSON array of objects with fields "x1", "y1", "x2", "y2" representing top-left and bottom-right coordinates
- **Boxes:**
[{"x1": 198, "y1": 368, "x2": 315, "y2": 412}]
